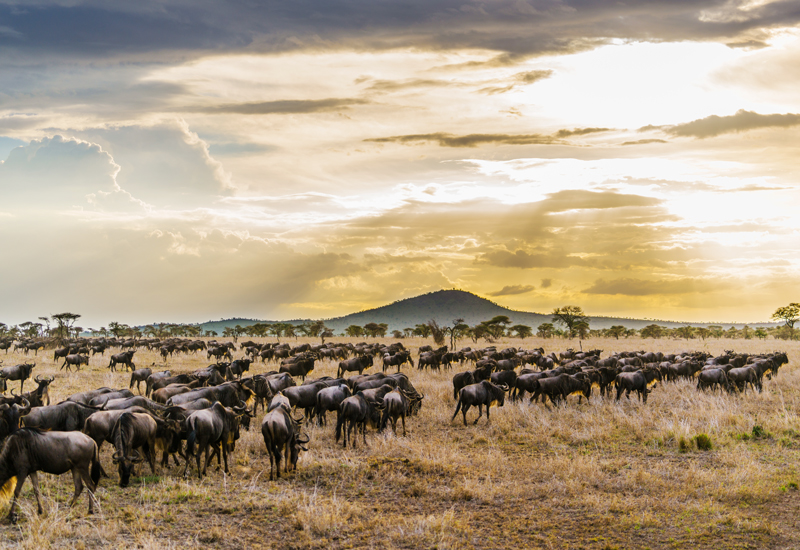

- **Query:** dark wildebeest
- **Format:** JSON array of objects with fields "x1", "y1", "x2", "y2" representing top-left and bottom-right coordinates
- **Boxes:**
[
  {"x1": 0, "y1": 362, "x2": 36, "y2": 393},
  {"x1": 226, "y1": 359, "x2": 252, "y2": 380},
  {"x1": 60, "y1": 354, "x2": 89, "y2": 372},
  {"x1": 511, "y1": 372, "x2": 548, "y2": 402},
  {"x1": 83, "y1": 406, "x2": 153, "y2": 454},
  {"x1": 108, "y1": 351, "x2": 136, "y2": 372},
  {"x1": 21, "y1": 401, "x2": 103, "y2": 432},
  {"x1": 89, "y1": 390, "x2": 135, "y2": 408},
  {"x1": 151, "y1": 381, "x2": 203, "y2": 404},
  {"x1": 129, "y1": 368, "x2": 153, "y2": 394},
  {"x1": 0, "y1": 429, "x2": 102, "y2": 523},
  {"x1": 282, "y1": 382, "x2": 328, "y2": 422},
  {"x1": 268, "y1": 393, "x2": 291, "y2": 413},
  {"x1": 66, "y1": 387, "x2": 117, "y2": 406},
  {"x1": 313, "y1": 384, "x2": 351, "y2": 426},
  {"x1": 337, "y1": 355, "x2": 373, "y2": 379},
  {"x1": 728, "y1": 366, "x2": 760, "y2": 394},
  {"x1": 183, "y1": 402, "x2": 249, "y2": 478},
  {"x1": 335, "y1": 393, "x2": 382, "y2": 448},
  {"x1": 53, "y1": 347, "x2": 71, "y2": 363},
  {"x1": 279, "y1": 354, "x2": 317, "y2": 381},
  {"x1": 14, "y1": 376, "x2": 54, "y2": 408},
  {"x1": 531, "y1": 374, "x2": 591, "y2": 406},
  {"x1": 111, "y1": 412, "x2": 173, "y2": 487},
  {"x1": 261, "y1": 406, "x2": 309, "y2": 480},
  {"x1": 145, "y1": 371, "x2": 175, "y2": 397},
  {"x1": 382, "y1": 352, "x2": 414, "y2": 372},
  {"x1": 379, "y1": 389, "x2": 421, "y2": 436},
  {"x1": 697, "y1": 368, "x2": 732, "y2": 393},
  {"x1": 615, "y1": 369, "x2": 661, "y2": 403},
  {"x1": 451, "y1": 381, "x2": 508, "y2": 426}
]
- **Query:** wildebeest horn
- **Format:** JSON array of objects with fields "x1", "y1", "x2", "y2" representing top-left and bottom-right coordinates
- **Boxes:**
[
  {"x1": 112, "y1": 451, "x2": 123, "y2": 463},
  {"x1": 291, "y1": 414, "x2": 304, "y2": 424},
  {"x1": 498, "y1": 384, "x2": 510, "y2": 392},
  {"x1": 16, "y1": 398, "x2": 30, "y2": 415},
  {"x1": 131, "y1": 450, "x2": 144, "y2": 463},
  {"x1": 10, "y1": 389, "x2": 17, "y2": 397},
  {"x1": 34, "y1": 375, "x2": 42, "y2": 383},
  {"x1": 297, "y1": 433, "x2": 310, "y2": 444}
]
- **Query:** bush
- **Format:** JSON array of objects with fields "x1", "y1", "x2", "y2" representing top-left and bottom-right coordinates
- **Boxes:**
[
  {"x1": 679, "y1": 437, "x2": 691, "y2": 453},
  {"x1": 694, "y1": 433, "x2": 712, "y2": 451},
  {"x1": 752, "y1": 424, "x2": 769, "y2": 439}
]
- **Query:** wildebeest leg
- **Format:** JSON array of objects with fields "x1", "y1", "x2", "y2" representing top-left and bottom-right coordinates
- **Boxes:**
[
  {"x1": 29, "y1": 472, "x2": 44, "y2": 514},
  {"x1": 485, "y1": 404, "x2": 491, "y2": 423},
  {"x1": 145, "y1": 443, "x2": 157, "y2": 475},
  {"x1": 461, "y1": 403, "x2": 470, "y2": 426},
  {"x1": 221, "y1": 441, "x2": 230, "y2": 475},
  {"x1": 362, "y1": 420, "x2": 368, "y2": 446},
  {"x1": 8, "y1": 473, "x2": 27, "y2": 523},
  {"x1": 474, "y1": 404, "x2": 483, "y2": 425},
  {"x1": 401, "y1": 414, "x2": 406, "y2": 436},
  {"x1": 284, "y1": 441, "x2": 290, "y2": 474},
  {"x1": 68, "y1": 468, "x2": 86, "y2": 509}
]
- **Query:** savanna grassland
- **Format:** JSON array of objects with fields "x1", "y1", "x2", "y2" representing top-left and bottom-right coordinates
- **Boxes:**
[{"x1": 1, "y1": 336, "x2": 799, "y2": 550}]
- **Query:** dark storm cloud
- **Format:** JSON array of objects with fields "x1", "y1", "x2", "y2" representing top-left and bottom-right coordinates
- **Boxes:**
[
  {"x1": 2, "y1": 1, "x2": 798, "y2": 60},
  {"x1": 659, "y1": 109, "x2": 800, "y2": 138},
  {"x1": 364, "y1": 127, "x2": 611, "y2": 147},
  {"x1": 488, "y1": 284, "x2": 536, "y2": 296},
  {"x1": 188, "y1": 98, "x2": 370, "y2": 115}
]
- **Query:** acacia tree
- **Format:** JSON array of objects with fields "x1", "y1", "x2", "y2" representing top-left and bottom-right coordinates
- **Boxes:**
[
  {"x1": 537, "y1": 323, "x2": 555, "y2": 338},
  {"x1": 551, "y1": 306, "x2": 589, "y2": 338},
  {"x1": 345, "y1": 325, "x2": 364, "y2": 338},
  {"x1": 52, "y1": 312, "x2": 81, "y2": 341},
  {"x1": 607, "y1": 325, "x2": 626, "y2": 339},
  {"x1": 772, "y1": 303, "x2": 800, "y2": 339},
  {"x1": 509, "y1": 324, "x2": 532, "y2": 340}
]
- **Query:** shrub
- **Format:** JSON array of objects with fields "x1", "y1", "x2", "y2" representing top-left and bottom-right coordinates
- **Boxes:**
[{"x1": 694, "y1": 433, "x2": 712, "y2": 451}]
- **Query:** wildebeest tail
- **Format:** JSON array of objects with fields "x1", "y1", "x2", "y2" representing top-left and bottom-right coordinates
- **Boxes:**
[
  {"x1": 450, "y1": 395, "x2": 462, "y2": 422},
  {"x1": 91, "y1": 442, "x2": 102, "y2": 485},
  {"x1": 186, "y1": 429, "x2": 197, "y2": 456},
  {"x1": 334, "y1": 408, "x2": 344, "y2": 442}
]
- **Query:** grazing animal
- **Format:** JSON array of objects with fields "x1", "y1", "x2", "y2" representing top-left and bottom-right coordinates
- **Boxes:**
[
  {"x1": 451, "y1": 381, "x2": 508, "y2": 426},
  {"x1": 335, "y1": 393, "x2": 382, "y2": 448},
  {"x1": 0, "y1": 429, "x2": 102, "y2": 523},
  {"x1": 261, "y1": 407, "x2": 309, "y2": 480}
]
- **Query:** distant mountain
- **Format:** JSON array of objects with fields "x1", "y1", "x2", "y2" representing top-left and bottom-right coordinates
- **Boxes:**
[{"x1": 195, "y1": 290, "x2": 777, "y2": 334}]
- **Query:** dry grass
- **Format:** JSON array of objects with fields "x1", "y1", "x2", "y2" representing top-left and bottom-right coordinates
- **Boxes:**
[{"x1": 1, "y1": 335, "x2": 799, "y2": 549}]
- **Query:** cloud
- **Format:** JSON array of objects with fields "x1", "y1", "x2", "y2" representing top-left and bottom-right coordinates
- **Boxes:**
[
  {"x1": 540, "y1": 278, "x2": 552, "y2": 288},
  {"x1": 188, "y1": 98, "x2": 369, "y2": 115},
  {"x1": 478, "y1": 249, "x2": 585, "y2": 269},
  {"x1": 488, "y1": 284, "x2": 535, "y2": 296},
  {"x1": 0, "y1": 134, "x2": 141, "y2": 211},
  {"x1": 479, "y1": 69, "x2": 553, "y2": 94},
  {"x1": 365, "y1": 128, "x2": 611, "y2": 147},
  {"x1": 581, "y1": 277, "x2": 722, "y2": 296},
  {"x1": 621, "y1": 139, "x2": 668, "y2": 146},
  {"x1": 657, "y1": 109, "x2": 800, "y2": 139}
]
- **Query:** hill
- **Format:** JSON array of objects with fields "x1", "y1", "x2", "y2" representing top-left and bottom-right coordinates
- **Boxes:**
[{"x1": 195, "y1": 290, "x2": 778, "y2": 334}]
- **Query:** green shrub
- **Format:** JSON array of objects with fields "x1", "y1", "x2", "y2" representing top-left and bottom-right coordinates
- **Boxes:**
[
  {"x1": 694, "y1": 433, "x2": 712, "y2": 451},
  {"x1": 679, "y1": 437, "x2": 691, "y2": 453}
]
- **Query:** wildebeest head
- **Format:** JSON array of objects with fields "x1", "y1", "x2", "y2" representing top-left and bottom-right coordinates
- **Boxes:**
[{"x1": 290, "y1": 433, "x2": 310, "y2": 470}]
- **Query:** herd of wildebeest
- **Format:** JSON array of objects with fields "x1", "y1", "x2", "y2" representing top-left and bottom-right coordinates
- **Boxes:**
[{"x1": 0, "y1": 334, "x2": 791, "y2": 524}]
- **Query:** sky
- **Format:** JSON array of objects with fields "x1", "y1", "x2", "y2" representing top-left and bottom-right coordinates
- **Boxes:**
[{"x1": 1, "y1": 0, "x2": 799, "y2": 329}]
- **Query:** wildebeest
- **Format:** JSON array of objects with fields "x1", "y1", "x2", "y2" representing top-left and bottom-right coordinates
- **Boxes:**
[
  {"x1": 335, "y1": 393, "x2": 382, "y2": 448},
  {"x1": 226, "y1": 359, "x2": 252, "y2": 380},
  {"x1": 183, "y1": 402, "x2": 249, "y2": 478},
  {"x1": 144, "y1": 371, "x2": 175, "y2": 397},
  {"x1": 451, "y1": 381, "x2": 508, "y2": 426},
  {"x1": 279, "y1": 353, "x2": 317, "y2": 381},
  {"x1": 111, "y1": 412, "x2": 177, "y2": 487},
  {"x1": 615, "y1": 369, "x2": 661, "y2": 403},
  {"x1": 60, "y1": 354, "x2": 89, "y2": 372},
  {"x1": 83, "y1": 406, "x2": 153, "y2": 454},
  {"x1": 313, "y1": 384, "x2": 351, "y2": 426},
  {"x1": 282, "y1": 382, "x2": 328, "y2": 423},
  {"x1": 379, "y1": 389, "x2": 421, "y2": 436},
  {"x1": 89, "y1": 390, "x2": 135, "y2": 408},
  {"x1": 697, "y1": 368, "x2": 732, "y2": 393},
  {"x1": 108, "y1": 351, "x2": 136, "y2": 372},
  {"x1": 13, "y1": 375, "x2": 54, "y2": 407},
  {"x1": 21, "y1": 401, "x2": 103, "y2": 432},
  {"x1": 452, "y1": 368, "x2": 491, "y2": 400},
  {"x1": 728, "y1": 366, "x2": 761, "y2": 394},
  {"x1": 0, "y1": 362, "x2": 36, "y2": 393},
  {"x1": 0, "y1": 429, "x2": 102, "y2": 523},
  {"x1": 511, "y1": 372, "x2": 547, "y2": 402},
  {"x1": 129, "y1": 368, "x2": 153, "y2": 394},
  {"x1": 382, "y1": 351, "x2": 414, "y2": 372},
  {"x1": 261, "y1": 406, "x2": 309, "y2": 480},
  {"x1": 531, "y1": 374, "x2": 591, "y2": 406},
  {"x1": 337, "y1": 355, "x2": 373, "y2": 378}
]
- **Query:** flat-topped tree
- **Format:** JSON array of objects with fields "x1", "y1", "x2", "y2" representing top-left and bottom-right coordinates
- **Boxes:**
[
  {"x1": 52, "y1": 312, "x2": 81, "y2": 341},
  {"x1": 551, "y1": 306, "x2": 588, "y2": 339}
]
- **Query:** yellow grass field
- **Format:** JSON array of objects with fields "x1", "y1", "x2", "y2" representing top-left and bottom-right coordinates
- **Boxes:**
[{"x1": 1, "y1": 336, "x2": 798, "y2": 549}]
